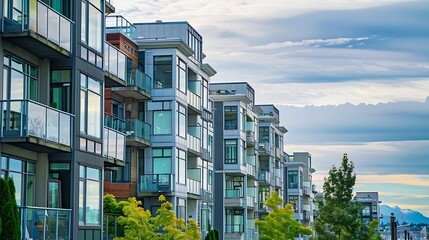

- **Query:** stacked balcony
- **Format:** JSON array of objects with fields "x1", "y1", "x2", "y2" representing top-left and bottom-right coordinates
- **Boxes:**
[
  {"x1": 187, "y1": 126, "x2": 201, "y2": 155},
  {"x1": 246, "y1": 155, "x2": 257, "y2": 179},
  {"x1": 0, "y1": 99, "x2": 73, "y2": 152},
  {"x1": 187, "y1": 168, "x2": 201, "y2": 197},
  {"x1": 19, "y1": 206, "x2": 71, "y2": 240},
  {"x1": 247, "y1": 187, "x2": 256, "y2": 209},
  {"x1": 112, "y1": 69, "x2": 152, "y2": 100},
  {"x1": 2, "y1": 0, "x2": 73, "y2": 58},
  {"x1": 225, "y1": 189, "x2": 245, "y2": 207},
  {"x1": 257, "y1": 170, "x2": 271, "y2": 185},
  {"x1": 246, "y1": 122, "x2": 256, "y2": 147},
  {"x1": 139, "y1": 174, "x2": 174, "y2": 194},
  {"x1": 258, "y1": 142, "x2": 272, "y2": 156},
  {"x1": 104, "y1": 42, "x2": 127, "y2": 87},
  {"x1": 125, "y1": 119, "x2": 151, "y2": 147},
  {"x1": 103, "y1": 114, "x2": 126, "y2": 166},
  {"x1": 187, "y1": 81, "x2": 202, "y2": 114}
]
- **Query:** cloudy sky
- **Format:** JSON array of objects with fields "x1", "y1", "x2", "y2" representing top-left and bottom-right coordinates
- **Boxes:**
[{"x1": 115, "y1": 0, "x2": 429, "y2": 216}]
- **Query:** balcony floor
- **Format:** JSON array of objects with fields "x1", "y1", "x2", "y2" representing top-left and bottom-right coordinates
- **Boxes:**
[
  {"x1": 1, "y1": 136, "x2": 71, "y2": 153},
  {"x1": 2, "y1": 31, "x2": 71, "y2": 58}
]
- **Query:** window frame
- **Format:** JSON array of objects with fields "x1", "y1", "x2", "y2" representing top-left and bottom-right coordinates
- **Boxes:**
[{"x1": 224, "y1": 139, "x2": 238, "y2": 164}]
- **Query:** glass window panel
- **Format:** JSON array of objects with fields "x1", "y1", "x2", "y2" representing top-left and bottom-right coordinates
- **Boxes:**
[
  {"x1": 37, "y1": 3, "x2": 48, "y2": 38},
  {"x1": 80, "y1": 165, "x2": 85, "y2": 178},
  {"x1": 108, "y1": 130, "x2": 117, "y2": 158},
  {"x1": 87, "y1": 167, "x2": 100, "y2": 181},
  {"x1": 225, "y1": 106, "x2": 238, "y2": 130},
  {"x1": 28, "y1": 101, "x2": 46, "y2": 138},
  {"x1": 79, "y1": 180, "x2": 84, "y2": 225},
  {"x1": 46, "y1": 108, "x2": 59, "y2": 142},
  {"x1": 9, "y1": 172, "x2": 23, "y2": 206},
  {"x1": 81, "y1": 1, "x2": 86, "y2": 43},
  {"x1": 108, "y1": 45, "x2": 117, "y2": 75},
  {"x1": 87, "y1": 78, "x2": 101, "y2": 94},
  {"x1": 116, "y1": 133, "x2": 125, "y2": 161},
  {"x1": 80, "y1": 90, "x2": 86, "y2": 133},
  {"x1": 153, "y1": 110, "x2": 172, "y2": 135},
  {"x1": 26, "y1": 175, "x2": 35, "y2": 206},
  {"x1": 103, "y1": 128, "x2": 108, "y2": 156},
  {"x1": 87, "y1": 91, "x2": 101, "y2": 138},
  {"x1": 47, "y1": 9, "x2": 60, "y2": 44},
  {"x1": 10, "y1": 70, "x2": 24, "y2": 99},
  {"x1": 117, "y1": 52, "x2": 126, "y2": 80},
  {"x1": 60, "y1": 114, "x2": 71, "y2": 145},
  {"x1": 88, "y1": 5, "x2": 102, "y2": 53},
  {"x1": 60, "y1": 17, "x2": 71, "y2": 51},
  {"x1": 154, "y1": 157, "x2": 171, "y2": 174},
  {"x1": 29, "y1": 78, "x2": 37, "y2": 101},
  {"x1": 225, "y1": 140, "x2": 238, "y2": 164},
  {"x1": 153, "y1": 56, "x2": 172, "y2": 88},
  {"x1": 9, "y1": 158, "x2": 22, "y2": 171}
]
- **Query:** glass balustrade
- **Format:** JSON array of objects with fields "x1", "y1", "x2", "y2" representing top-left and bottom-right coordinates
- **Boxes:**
[
  {"x1": 140, "y1": 174, "x2": 173, "y2": 192},
  {"x1": 125, "y1": 119, "x2": 151, "y2": 142}
]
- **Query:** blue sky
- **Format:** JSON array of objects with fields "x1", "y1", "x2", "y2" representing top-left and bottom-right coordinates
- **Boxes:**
[{"x1": 115, "y1": 0, "x2": 429, "y2": 215}]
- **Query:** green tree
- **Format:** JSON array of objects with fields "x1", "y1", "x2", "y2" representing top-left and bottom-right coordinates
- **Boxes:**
[
  {"x1": 0, "y1": 178, "x2": 20, "y2": 240},
  {"x1": 369, "y1": 220, "x2": 382, "y2": 240},
  {"x1": 106, "y1": 194, "x2": 201, "y2": 240},
  {"x1": 204, "y1": 228, "x2": 219, "y2": 240},
  {"x1": 256, "y1": 191, "x2": 312, "y2": 240},
  {"x1": 313, "y1": 153, "x2": 367, "y2": 240}
]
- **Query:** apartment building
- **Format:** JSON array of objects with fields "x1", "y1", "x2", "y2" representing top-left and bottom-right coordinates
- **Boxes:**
[
  {"x1": 355, "y1": 192, "x2": 381, "y2": 227},
  {"x1": 209, "y1": 83, "x2": 287, "y2": 240},
  {"x1": 0, "y1": 0, "x2": 119, "y2": 239},
  {"x1": 284, "y1": 152, "x2": 317, "y2": 240}
]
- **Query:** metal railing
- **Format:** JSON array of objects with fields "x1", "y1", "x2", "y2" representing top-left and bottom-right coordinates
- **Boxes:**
[
  {"x1": 140, "y1": 174, "x2": 173, "y2": 192},
  {"x1": 104, "y1": 113, "x2": 125, "y2": 133},
  {"x1": 104, "y1": 42, "x2": 127, "y2": 81},
  {"x1": 103, "y1": 127, "x2": 126, "y2": 161},
  {"x1": 105, "y1": 15, "x2": 136, "y2": 39},
  {"x1": 125, "y1": 119, "x2": 151, "y2": 142},
  {"x1": 0, "y1": 99, "x2": 73, "y2": 146},
  {"x1": 126, "y1": 69, "x2": 152, "y2": 95},
  {"x1": 2, "y1": 0, "x2": 73, "y2": 52},
  {"x1": 19, "y1": 206, "x2": 71, "y2": 240},
  {"x1": 104, "y1": 213, "x2": 124, "y2": 240}
]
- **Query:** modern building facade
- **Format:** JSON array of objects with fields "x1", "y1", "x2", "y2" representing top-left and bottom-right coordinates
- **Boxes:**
[
  {"x1": 1, "y1": 0, "x2": 118, "y2": 239},
  {"x1": 284, "y1": 152, "x2": 317, "y2": 240},
  {"x1": 210, "y1": 83, "x2": 287, "y2": 240},
  {"x1": 355, "y1": 192, "x2": 381, "y2": 227}
]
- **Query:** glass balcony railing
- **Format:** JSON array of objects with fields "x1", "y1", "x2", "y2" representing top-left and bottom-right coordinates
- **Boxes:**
[
  {"x1": 2, "y1": 0, "x2": 73, "y2": 52},
  {"x1": 103, "y1": 127, "x2": 126, "y2": 161},
  {"x1": 140, "y1": 174, "x2": 173, "y2": 192},
  {"x1": 19, "y1": 206, "x2": 71, "y2": 240},
  {"x1": 126, "y1": 69, "x2": 152, "y2": 95},
  {"x1": 188, "y1": 91, "x2": 201, "y2": 111},
  {"x1": 188, "y1": 126, "x2": 201, "y2": 138},
  {"x1": 104, "y1": 114, "x2": 126, "y2": 133},
  {"x1": 187, "y1": 134, "x2": 201, "y2": 153},
  {"x1": 125, "y1": 119, "x2": 151, "y2": 143},
  {"x1": 225, "y1": 224, "x2": 243, "y2": 233},
  {"x1": 225, "y1": 189, "x2": 244, "y2": 198},
  {"x1": 188, "y1": 81, "x2": 201, "y2": 95},
  {"x1": 246, "y1": 122, "x2": 254, "y2": 132},
  {"x1": 187, "y1": 178, "x2": 201, "y2": 195},
  {"x1": 104, "y1": 42, "x2": 127, "y2": 81},
  {"x1": 105, "y1": 15, "x2": 136, "y2": 39},
  {"x1": 0, "y1": 99, "x2": 73, "y2": 147},
  {"x1": 257, "y1": 170, "x2": 271, "y2": 183}
]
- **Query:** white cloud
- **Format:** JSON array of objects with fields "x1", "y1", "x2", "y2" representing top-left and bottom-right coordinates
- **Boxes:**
[{"x1": 253, "y1": 37, "x2": 371, "y2": 50}]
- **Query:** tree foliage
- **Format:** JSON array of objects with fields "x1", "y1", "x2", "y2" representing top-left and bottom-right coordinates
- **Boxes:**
[
  {"x1": 204, "y1": 228, "x2": 219, "y2": 240},
  {"x1": 256, "y1": 191, "x2": 312, "y2": 240},
  {"x1": 104, "y1": 194, "x2": 201, "y2": 240},
  {"x1": 313, "y1": 154, "x2": 368, "y2": 240},
  {"x1": 0, "y1": 178, "x2": 20, "y2": 240},
  {"x1": 369, "y1": 220, "x2": 382, "y2": 240}
]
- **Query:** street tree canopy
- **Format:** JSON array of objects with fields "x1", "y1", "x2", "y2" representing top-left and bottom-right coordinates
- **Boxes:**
[{"x1": 256, "y1": 191, "x2": 312, "y2": 240}]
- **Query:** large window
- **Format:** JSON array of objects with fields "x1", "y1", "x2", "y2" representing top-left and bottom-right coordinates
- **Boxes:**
[
  {"x1": 79, "y1": 166, "x2": 101, "y2": 225},
  {"x1": 176, "y1": 103, "x2": 186, "y2": 138},
  {"x1": 177, "y1": 149, "x2": 186, "y2": 184},
  {"x1": 177, "y1": 57, "x2": 187, "y2": 93},
  {"x1": 177, "y1": 198, "x2": 186, "y2": 220},
  {"x1": 259, "y1": 126, "x2": 269, "y2": 144},
  {"x1": 81, "y1": 0, "x2": 102, "y2": 53},
  {"x1": 1, "y1": 156, "x2": 35, "y2": 207},
  {"x1": 153, "y1": 148, "x2": 172, "y2": 180},
  {"x1": 153, "y1": 56, "x2": 172, "y2": 88},
  {"x1": 153, "y1": 101, "x2": 172, "y2": 135},
  {"x1": 225, "y1": 209, "x2": 244, "y2": 233},
  {"x1": 289, "y1": 195, "x2": 299, "y2": 213},
  {"x1": 288, "y1": 170, "x2": 299, "y2": 189},
  {"x1": 225, "y1": 139, "x2": 238, "y2": 164},
  {"x1": 80, "y1": 73, "x2": 102, "y2": 138},
  {"x1": 3, "y1": 53, "x2": 38, "y2": 100},
  {"x1": 113, "y1": 147, "x2": 131, "y2": 182},
  {"x1": 224, "y1": 106, "x2": 238, "y2": 130},
  {"x1": 51, "y1": 70, "x2": 71, "y2": 112}
]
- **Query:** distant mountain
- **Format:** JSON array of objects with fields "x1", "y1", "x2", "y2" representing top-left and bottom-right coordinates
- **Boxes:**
[{"x1": 380, "y1": 205, "x2": 429, "y2": 224}]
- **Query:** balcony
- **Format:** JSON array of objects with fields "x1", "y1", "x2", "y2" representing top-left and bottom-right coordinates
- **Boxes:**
[
  {"x1": 104, "y1": 42, "x2": 127, "y2": 87},
  {"x1": 187, "y1": 127, "x2": 201, "y2": 155},
  {"x1": 257, "y1": 170, "x2": 271, "y2": 185},
  {"x1": 104, "y1": 114, "x2": 125, "y2": 133},
  {"x1": 275, "y1": 147, "x2": 282, "y2": 159},
  {"x1": 312, "y1": 184, "x2": 318, "y2": 193},
  {"x1": 187, "y1": 178, "x2": 201, "y2": 196},
  {"x1": 2, "y1": 0, "x2": 73, "y2": 58},
  {"x1": 106, "y1": 15, "x2": 136, "y2": 39},
  {"x1": 303, "y1": 210, "x2": 311, "y2": 221},
  {"x1": 103, "y1": 127, "x2": 126, "y2": 166},
  {"x1": 187, "y1": 90, "x2": 201, "y2": 113},
  {"x1": 247, "y1": 187, "x2": 256, "y2": 209},
  {"x1": 258, "y1": 142, "x2": 272, "y2": 155},
  {"x1": 225, "y1": 189, "x2": 245, "y2": 207},
  {"x1": 0, "y1": 99, "x2": 73, "y2": 152},
  {"x1": 139, "y1": 174, "x2": 173, "y2": 193},
  {"x1": 125, "y1": 119, "x2": 151, "y2": 147},
  {"x1": 19, "y1": 206, "x2": 71, "y2": 240},
  {"x1": 303, "y1": 186, "x2": 311, "y2": 196},
  {"x1": 246, "y1": 131, "x2": 256, "y2": 147},
  {"x1": 275, "y1": 176, "x2": 282, "y2": 188},
  {"x1": 225, "y1": 224, "x2": 243, "y2": 234},
  {"x1": 112, "y1": 69, "x2": 152, "y2": 100}
]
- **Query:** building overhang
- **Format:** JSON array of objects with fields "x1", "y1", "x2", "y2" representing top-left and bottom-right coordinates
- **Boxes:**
[
  {"x1": 209, "y1": 94, "x2": 252, "y2": 104},
  {"x1": 136, "y1": 38, "x2": 194, "y2": 57},
  {"x1": 201, "y1": 63, "x2": 217, "y2": 77}
]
